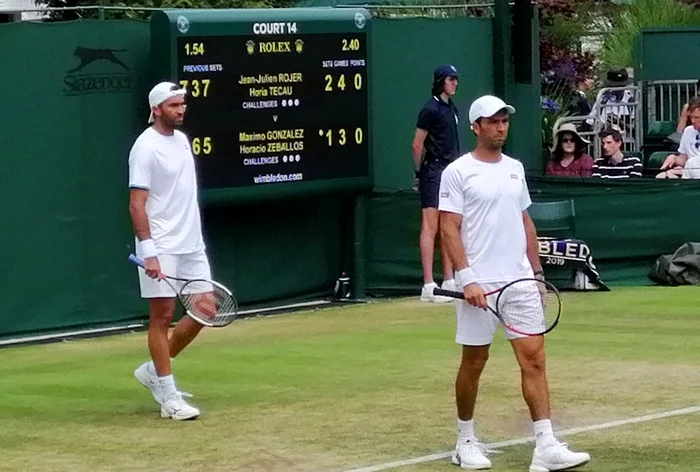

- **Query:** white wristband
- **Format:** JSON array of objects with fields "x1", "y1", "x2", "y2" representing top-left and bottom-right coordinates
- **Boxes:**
[
  {"x1": 455, "y1": 267, "x2": 476, "y2": 289},
  {"x1": 139, "y1": 239, "x2": 158, "y2": 259}
]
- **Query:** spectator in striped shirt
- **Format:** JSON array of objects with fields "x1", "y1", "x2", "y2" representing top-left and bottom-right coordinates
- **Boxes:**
[{"x1": 592, "y1": 128, "x2": 643, "y2": 179}]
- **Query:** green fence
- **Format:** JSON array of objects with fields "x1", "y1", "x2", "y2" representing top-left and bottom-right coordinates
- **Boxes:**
[
  {"x1": 634, "y1": 27, "x2": 700, "y2": 82},
  {"x1": 1, "y1": 14, "x2": 529, "y2": 340},
  {"x1": 367, "y1": 179, "x2": 700, "y2": 292},
  {"x1": 6, "y1": 15, "x2": 695, "y2": 341},
  {"x1": 1, "y1": 21, "x2": 151, "y2": 336},
  {"x1": 370, "y1": 17, "x2": 494, "y2": 190}
]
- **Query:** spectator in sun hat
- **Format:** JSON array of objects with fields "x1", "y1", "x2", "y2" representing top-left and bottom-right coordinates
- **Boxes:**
[{"x1": 545, "y1": 123, "x2": 594, "y2": 177}]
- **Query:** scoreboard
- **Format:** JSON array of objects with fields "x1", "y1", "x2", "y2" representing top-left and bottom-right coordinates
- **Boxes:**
[{"x1": 150, "y1": 9, "x2": 372, "y2": 203}]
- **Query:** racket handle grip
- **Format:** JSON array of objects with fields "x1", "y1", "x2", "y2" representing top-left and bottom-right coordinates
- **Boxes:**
[
  {"x1": 433, "y1": 288, "x2": 465, "y2": 299},
  {"x1": 127, "y1": 253, "x2": 144, "y2": 268}
]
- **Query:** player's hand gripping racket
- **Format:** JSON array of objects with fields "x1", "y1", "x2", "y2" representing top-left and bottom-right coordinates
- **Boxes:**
[
  {"x1": 128, "y1": 254, "x2": 238, "y2": 328},
  {"x1": 434, "y1": 278, "x2": 561, "y2": 336}
]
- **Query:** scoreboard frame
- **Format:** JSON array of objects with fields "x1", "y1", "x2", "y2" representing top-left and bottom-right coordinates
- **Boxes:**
[{"x1": 150, "y1": 8, "x2": 374, "y2": 205}]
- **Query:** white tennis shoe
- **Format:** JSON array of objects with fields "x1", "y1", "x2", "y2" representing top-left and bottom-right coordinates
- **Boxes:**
[
  {"x1": 420, "y1": 282, "x2": 453, "y2": 303},
  {"x1": 451, "y1": 439, "x2": 492, "y2": 470},
  {"x1": 161, "y1": 392, "x2": 200, "y2": 421},
  {"x1": 529, "y1": 441, "x2": 590, "y2": 472},
  {"x1": 442, "y1": 279, "x2": 458, "y2": 292},
  {"x1": 134, "y1": 362, "x2": 163, "y2": 404}
]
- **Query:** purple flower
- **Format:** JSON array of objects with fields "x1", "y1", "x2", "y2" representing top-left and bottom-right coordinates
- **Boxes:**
[
  {"x1": 553, "y1": 59, "x2": 576, "y2": 81},
  {"x1": 541, "y1": 98, "x2": 559, "y2": 112}
]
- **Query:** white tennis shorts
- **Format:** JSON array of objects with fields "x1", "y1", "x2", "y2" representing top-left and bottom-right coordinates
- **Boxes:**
[
  {"x1": 137, "y1": 248, "x2": 212, "y2": 299},
  {"x1": 455, "y1": 281, "x2": 544, "y2": 345}
]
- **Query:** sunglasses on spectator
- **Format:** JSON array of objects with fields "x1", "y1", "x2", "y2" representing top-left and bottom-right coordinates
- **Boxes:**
[{"x1": 561, "y1": 138, "x2": 576, "y2": 143}]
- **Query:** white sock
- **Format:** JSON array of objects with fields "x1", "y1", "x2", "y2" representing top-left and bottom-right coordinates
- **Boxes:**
[
  {"x1": 443, "y1": 279, "x2": 455, "y2": 287},
  {"x1": 533, "y1": 419, "x2": 555, "y2": 449},
  {"x1": 158, "y1": 374, "x2": 177, "y2": 399},
  {"x1": 148, "y1": 358, "x2": 174, "y2": 376},
  {"x1": 457, "y1": 419, "x2": 476, "y2": 443}
]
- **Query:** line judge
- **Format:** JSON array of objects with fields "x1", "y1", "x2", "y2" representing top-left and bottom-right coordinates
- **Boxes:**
[{"x1": 411, "y1": 64, "x2": 462, "y2": 302}]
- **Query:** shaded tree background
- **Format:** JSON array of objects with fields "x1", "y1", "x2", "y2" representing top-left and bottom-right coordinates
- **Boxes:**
[
  {"x1": 33, "y1": 0, "x2": 700, "y2": 146},
  {"x1": 600, "y1": 0, "x2": 700, "y2": 69},
  {"x1": 537, "y1": 0, "x2": 700, "y2": 148},
  {"x1": 537, "y1": 0, "x2": 620, "y2": 148},
  {"x1": 34, "y1": 0, "x2": 296, "y2": 21}
]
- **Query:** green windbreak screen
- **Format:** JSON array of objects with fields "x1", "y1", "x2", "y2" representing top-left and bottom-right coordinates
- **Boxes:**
[
  {"x1": 370, "y1": 17, "x2": 494, "y2": 191},
  {"x1": 3, "y1": 17, "x2": 684, "y2": 341},
  {"x1": 366, "y1": 179, "x2": 700, "y2": 294},
  {"x1": 0, "y1": 20, "x2": 152, "y2": 337},
  {"x1": 0, "y1": 20, "x2": 344, "y2": 339}
]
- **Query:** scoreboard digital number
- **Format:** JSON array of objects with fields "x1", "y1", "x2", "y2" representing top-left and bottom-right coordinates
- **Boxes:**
[{"x1": 150, "y1": 9, "x2": 372, "y2": 203}]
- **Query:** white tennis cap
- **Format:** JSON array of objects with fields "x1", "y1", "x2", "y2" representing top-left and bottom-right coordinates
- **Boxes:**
[
  {"x1": 147, "y1": 81, "x2": 187, "y2": 123},
  {"x1": 468, "y1": 95, "x2": 516, "y2": 124}
]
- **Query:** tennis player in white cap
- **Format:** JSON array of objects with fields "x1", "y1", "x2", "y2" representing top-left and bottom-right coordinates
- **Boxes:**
[
  {"x1": 438, "y1": 95, "x2": 591, "y2": 471},
  {"x1": 127, "y1": 81, "x2": 212, "y2": 420}
]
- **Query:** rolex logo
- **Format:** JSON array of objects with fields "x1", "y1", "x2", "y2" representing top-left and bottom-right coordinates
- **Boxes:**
[
  {"x1": 295, "y1": 39, "x2": 304, "y2": 53},
  {"x1": 246, "y1": 40, "x2": 255, "y2": 55}
]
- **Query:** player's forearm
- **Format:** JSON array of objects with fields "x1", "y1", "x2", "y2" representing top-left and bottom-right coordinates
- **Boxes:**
[
  {"x1": 523, "y1": 215, "x2": 542, "y2": 272},
  {"x1": 440, "y1": 217, "x2": 467, "y2": 270},
  {"x1": 129, "y1": 204, "x2": 152, "y2": 242}
]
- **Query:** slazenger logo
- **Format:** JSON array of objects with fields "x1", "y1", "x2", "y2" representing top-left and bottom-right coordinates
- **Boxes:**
[{"x1": 64, "y1": 47, "x2": 132, "y2": 96}]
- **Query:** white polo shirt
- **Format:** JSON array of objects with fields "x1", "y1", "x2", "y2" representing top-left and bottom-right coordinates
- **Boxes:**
[
  {"x1": 438, "y1": 152, "x2": 533, "y2": 283},
  {"x1": 678, "y1": 125, "x2": 700, "y2": 179},
  {"x1": 128, "y1": 127, "x2": 204, "y2": 254}
]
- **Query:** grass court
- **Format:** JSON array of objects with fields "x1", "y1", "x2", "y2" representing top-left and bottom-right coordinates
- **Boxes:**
[{"x1": 1, "y1": 286, "x2": 699, "y2": 471}]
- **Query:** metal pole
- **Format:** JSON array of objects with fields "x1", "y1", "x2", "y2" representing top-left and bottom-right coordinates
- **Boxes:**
[
  {"x1": 351, "y1": 193, "x2": 367, "y2": 300},
  {"x1": 492, "y1": 0, "x2": 510, "y2": 99}
]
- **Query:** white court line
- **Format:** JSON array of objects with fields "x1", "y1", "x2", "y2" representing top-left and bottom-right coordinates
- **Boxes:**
[{"x1": 344, "y1": 406, "x2": 700, "y2": 472}]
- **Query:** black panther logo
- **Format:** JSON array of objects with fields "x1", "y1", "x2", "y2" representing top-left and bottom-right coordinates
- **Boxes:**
[{"x1": 66, "y1": 47, "x2": 129, "y2": 74}]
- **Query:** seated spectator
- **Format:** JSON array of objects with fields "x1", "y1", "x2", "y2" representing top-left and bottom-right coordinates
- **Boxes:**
[
  {"x1": 592, "y1": 128, "x2": 642, "y2": 179},
  {"x1": 545, "y1": 123, "x2": 594, "y2": 177},
  {"x1": 565, "y1": 77, "x2": 594, "y2": 118},
  {"x1": 658, "y1": 97, "x2": 700, "y2": 179},
  {"x1": 675, "y1": 80, "x2": 700, "y2": 133}
]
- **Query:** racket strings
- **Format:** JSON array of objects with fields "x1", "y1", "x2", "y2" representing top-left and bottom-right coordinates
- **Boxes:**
[
  {"x1": 180, "y1": 281, "x2": 237, "y2": 326},
  {"x1": 496, "y1": 279, "x2": 560, "y2": 335}
]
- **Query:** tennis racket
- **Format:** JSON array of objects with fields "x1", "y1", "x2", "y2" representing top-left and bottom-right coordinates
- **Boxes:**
[
  {"x1": 434, "y1": 278, "x2": 561, "y2": 336},
  {"x1": 128, "y1": 254, "x2": 238, "y2": 328}
]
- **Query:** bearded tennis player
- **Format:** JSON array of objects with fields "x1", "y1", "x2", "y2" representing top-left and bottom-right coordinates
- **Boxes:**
[{"x1": 128, "y1": 82, "x2": 212, "y2": 421}]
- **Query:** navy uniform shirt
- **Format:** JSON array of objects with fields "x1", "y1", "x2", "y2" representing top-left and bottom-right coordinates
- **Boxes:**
[{"x1": 416, "y1": 96, "x2": 460, "y2": 168}]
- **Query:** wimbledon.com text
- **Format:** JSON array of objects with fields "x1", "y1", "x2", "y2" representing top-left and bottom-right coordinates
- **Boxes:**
[{"x1": 253, "y1": 172, "x2": 304, "y2": 184}]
